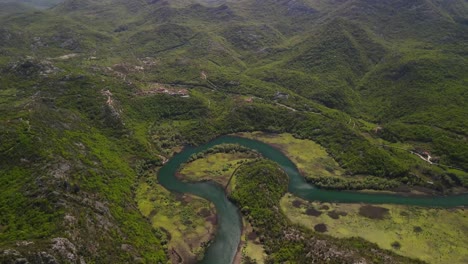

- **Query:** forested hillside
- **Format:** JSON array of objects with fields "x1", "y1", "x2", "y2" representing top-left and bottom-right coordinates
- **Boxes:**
[{"x1": 0, "y1": 0, "x2": 466, "y2": 263}]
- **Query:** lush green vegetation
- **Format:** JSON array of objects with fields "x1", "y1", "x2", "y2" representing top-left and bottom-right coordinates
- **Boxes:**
[
  {"x1": 136, "y1": 173, "x2": 216, "y2": 263},
  {"x1": 237, "y1": 132, "x2": 403, "y2": 191},
  {"x1": 0, "y1": 66, "x2": 169, "y2": 262},
  {"x1": 229, "y1": 160, "x2": 423, "y2": 263},
  {"x1": 281, "y1": 195, "x2": 468, "y2": 264},
  {"x1": 0, "y1": 0, "x2": 467, "y2": 262},
  {"x1": 236, "y1": 132, "x2": 345, "y2": 178},
  {"x1": 180, "y1": 145, "x2": 259, "y2": 188},
  {"x1": 308, "y1": 175, "x2": 401, "y2": 191},
  {"x1": 186, "y1": 144, "x2": 260, "y2": 163}
]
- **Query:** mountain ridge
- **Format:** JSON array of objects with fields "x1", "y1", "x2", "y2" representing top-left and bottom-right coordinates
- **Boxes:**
[{"x1": 0, "y1": 0, "x2": 467, "y2": 263}]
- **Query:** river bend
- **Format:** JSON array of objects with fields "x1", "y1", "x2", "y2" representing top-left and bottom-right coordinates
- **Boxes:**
[{"x1": 157, "y1": 136, "x2": 468, "y2": 264}]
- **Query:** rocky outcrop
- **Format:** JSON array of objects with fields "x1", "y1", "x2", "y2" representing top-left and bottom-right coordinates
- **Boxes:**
[{"x1": 6, "y1": 58, "x2": 60, "y2": 78}]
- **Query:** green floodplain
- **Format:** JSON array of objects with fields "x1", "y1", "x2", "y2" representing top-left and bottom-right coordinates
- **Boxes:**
[
  {"x1": 161, "y1": 132, "x2": 468, "y2": 264},
  {"x1": 1, "y1": 1, "x2": 468, "y2": 263}
]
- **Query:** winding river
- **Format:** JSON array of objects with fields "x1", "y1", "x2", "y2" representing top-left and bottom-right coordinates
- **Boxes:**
[{"x1": 157, "y1": 135, "x2": 468, "y2": 264}]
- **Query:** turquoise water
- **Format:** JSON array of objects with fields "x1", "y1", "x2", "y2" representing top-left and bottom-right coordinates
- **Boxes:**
[{"x1": 157, "y1": 135, "x2": 468, "y2": 264}]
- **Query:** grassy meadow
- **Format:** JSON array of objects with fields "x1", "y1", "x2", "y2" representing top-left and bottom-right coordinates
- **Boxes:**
[
  {"x1": 1, "y1": 0, "x2": 467, "y2": 262},
  {"x1": 239, "y1": 218, "x2": 267, "y2": 264},
  {"x1": 236, "y1": 132, "x2": 404, "y2": 191},
  {"x1": 235, "y1": 132, "x2": 344, "y2": 178},
  {"x1": 235, "y1": 132, "x2": 468, "y2": 263},
  {"x1": 136, "y1": 180, "x2": 216, "y2": 263},
  {"x1": 281, "y1": 194, "x2": 468, "y2": 264},
  {"x1": 180, "y1": 152, "x2": 253, "y2": 188}
]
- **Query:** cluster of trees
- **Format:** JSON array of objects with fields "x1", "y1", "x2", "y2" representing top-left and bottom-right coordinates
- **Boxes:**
[
  {"x1": 187, "y1": 143, "x2": 260, "y2": 162},
  {"x1": 307, "y1": 175, "x2": 400, "y2": 191},
  {"x1": 130, "y1": 94, "x2": 209, "y2": 121},
  {"x1": 129, "y1": 91, "x2": 465, "y2": 191},
  {"x1": 136, "y1": 94, "x2": 462, "y2": 190},
  {"x1": 229, "y1": 160, "x2": 422, "y2": 263},
  {"x1": 379, "y1": 122, "x2": 468, "y2": 172},
  {"x1": 223, "y1": 103, "x2": 410, "y2": 178}
]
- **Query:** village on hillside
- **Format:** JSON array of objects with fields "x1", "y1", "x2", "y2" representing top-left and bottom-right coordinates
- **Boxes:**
[{"x1": 137, "y1": 83, "x2": 190, "y2": 98}]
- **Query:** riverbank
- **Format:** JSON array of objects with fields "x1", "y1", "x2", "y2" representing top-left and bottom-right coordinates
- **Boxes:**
[
  {"x1": 232, "y1": 217, "x2": 267, "y2": 264},
  {"x1": 234, "y1": 132, "x2": 345, "y2": 179},
  {"x1": 358, "y1": 185, "x2": 468, "y2": 198},
  {"x1": 136, "y1": 179, "x2": 217, "y2": 263},
  {"x1": 177, "y1": 152, "x2": 254, "y2": 188},
  {"x1": 236, "y1": 132, "x2": 468, "y2": 196},
  {"x1": 157, "y1": 135, "x2": 468, "y2": 263}
]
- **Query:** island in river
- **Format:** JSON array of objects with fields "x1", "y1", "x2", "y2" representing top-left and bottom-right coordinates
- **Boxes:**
[{"x1": 158, "y1": 135, "x2": 466, "y2": 263}]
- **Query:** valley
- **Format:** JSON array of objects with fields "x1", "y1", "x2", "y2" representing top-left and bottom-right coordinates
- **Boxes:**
[
  {"x1": 159, "y1": 134, "x2": 467, "y2": 263},
  {"x1": 0, "y1": 0, "x2": 467, "y2": 263}
]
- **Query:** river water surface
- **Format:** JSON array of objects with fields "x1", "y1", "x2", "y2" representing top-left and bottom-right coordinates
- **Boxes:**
[{"x1": 157, "y1": 135, "x2": 468, "y2": 264}]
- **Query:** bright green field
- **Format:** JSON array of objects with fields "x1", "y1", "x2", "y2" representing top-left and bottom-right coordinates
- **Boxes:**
[
  {"x1": 179, "y1": 152, "x2": 253, "y2": 187},
  {"x1": 240, "y1": 219, "x2": 266, "y2": 264},
  {"x1": 281, "y1": 194, "x2": 468, "y2": 264},
  {"x1": 136, "y1": 181, "x2": 216, "y2": 263},
  {"x1": 178, "y1": 150, "x2": 267, "y2": 263},
  {"x1": 235, "y1": 132, "x2": 344, "y2": 179}
]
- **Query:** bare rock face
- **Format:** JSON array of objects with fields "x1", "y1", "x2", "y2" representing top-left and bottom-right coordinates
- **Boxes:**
[
  {"x1": 50, "y1": 162, "x2": 72, "y2": 180},
  {"x1": 1, "y1": 249, "x2": 22, "y2": 259},
  {"x1": 37, "y1": 252, "x2": 59, "y2": 264},
  {"x1": 0, "y1": 28, "x2": 12, "y2": 45},
  {"x1": 1, "y1": 249, "x2": 59, "y2": 264},
  {"x1": 52, "y1": 34, "x2": 80, "y2": 50},
  {"x1": 51, "y1": 238, "x2": 78, "y2": 263}
]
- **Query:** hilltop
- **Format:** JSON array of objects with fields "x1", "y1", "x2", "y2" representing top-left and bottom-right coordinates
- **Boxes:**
[{"x1": 0, "y1": 0, "x2": 467, "y2": 263}]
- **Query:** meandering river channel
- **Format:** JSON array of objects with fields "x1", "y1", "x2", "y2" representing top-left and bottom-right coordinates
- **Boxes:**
[{"x1": 157, "y1": 135, "x2": 468, "y2": 264}]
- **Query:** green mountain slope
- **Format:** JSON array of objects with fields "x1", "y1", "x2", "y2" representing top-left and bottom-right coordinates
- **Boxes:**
[
  {"x1": 0, "y1": 0, "x2": 64, "y2": 9},
  {"x1": 0, "y1": 0, "x2": 467, "y2": 262}
]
